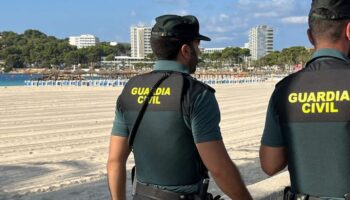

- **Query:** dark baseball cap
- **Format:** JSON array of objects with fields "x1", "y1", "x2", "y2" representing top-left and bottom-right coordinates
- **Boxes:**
[
  {"x1": 151, "y1": 15, "x2": 211, "y2": 41},
  {"x1": 309, "y1": 0, "x2": 350, "y2": 20}
]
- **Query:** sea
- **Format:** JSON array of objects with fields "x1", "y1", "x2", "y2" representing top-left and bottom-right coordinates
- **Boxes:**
[{"x1": 0, "y1": 73, "x2": 43, "y2": 86}]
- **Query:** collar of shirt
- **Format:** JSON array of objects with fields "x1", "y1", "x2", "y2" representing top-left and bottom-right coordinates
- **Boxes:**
[
  {"x1": 153, "y1": 60, "x2": 190, "y2": 74},
  {"x1": 311, "y1": 48, "x2": 350, "y2": 62}
]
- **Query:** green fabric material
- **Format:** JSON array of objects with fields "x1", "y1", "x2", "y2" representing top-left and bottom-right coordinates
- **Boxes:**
[
  {"x1": 110, "y1": 90, "x2": 221, "y2": 193},
  {"x1": 283, "y1": 122, "x2": 350, "y2": 198},
  {"x1": 261, "y1": 93, "x2": 285, "y2": 147},
  {"x1": 311, "y1": 48, "x2": 350, "y2": 62},
  {"x1": 153, "y1": 60, "x2": 190, "y2": 74},
  {"x1": 191, "y1": 89, "x2": 222, "y2": 143},
  {"x1": 110, "y1": 91, "x2": 221, "y2": 191},
  {"x1": 112, "y1": 60, "x2": 222, "y2": 143},
  {"x1": 111, "y1": 62, "x2": 222, "y2": 193},
  {"x1": 262, "y1": 49, "x2": 350, "y2": 148},
  {"x1": 111, "y1": 105, "x2": 128, "y2": 136},
  {"x1": 123, "y1": 111, "x2": 201, "y2": 193},
  {"x1": 262, "y1": 52, "x2": 350, "y2": 198},
  {"x1": 262, "y1": 105, "x2": 350, "y2": 197},
  {"x1": 111, "y1": 87, "x2": 222, "y2": 144}
]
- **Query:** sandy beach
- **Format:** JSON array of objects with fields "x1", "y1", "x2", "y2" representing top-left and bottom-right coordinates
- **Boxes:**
[{"x1": 0, "y1": 82, "x2": 282, "y2": 200}]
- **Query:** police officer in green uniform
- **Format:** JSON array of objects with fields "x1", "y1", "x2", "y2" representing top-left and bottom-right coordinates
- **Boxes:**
[
  {"x1": 107, "y1": 15, "x2": 252, "y2": 200},
  {"x1": 260, "y1": 0, "x2": 350, "y2": 199}
]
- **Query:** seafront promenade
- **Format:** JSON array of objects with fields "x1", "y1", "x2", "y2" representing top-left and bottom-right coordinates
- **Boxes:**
[{"x1": 0, "y1": 82, "x2": 288, "y2": 200}]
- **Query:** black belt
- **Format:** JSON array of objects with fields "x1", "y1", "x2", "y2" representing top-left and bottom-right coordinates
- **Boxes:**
[
  {"x1": 284, "y1": 187, "x2": 350, "y2": 200},
  {"x1": 135, "y1": 182, "x2": 200, "y2": 200}
]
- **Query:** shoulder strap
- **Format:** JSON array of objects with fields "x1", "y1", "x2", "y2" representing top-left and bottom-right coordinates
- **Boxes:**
[{"x1": 128, "y1": 72, "x2": 171, "y2": 149}]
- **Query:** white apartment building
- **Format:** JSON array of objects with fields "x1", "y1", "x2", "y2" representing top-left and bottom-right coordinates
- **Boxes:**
[
  {"x1": 130, "y1": 26, "x2": 152, "y2": 58},
  {"x1": 248, "y1": 25, "x2": 273, "y2": 60},
  {"x1": 69, "y1": 34, "x2": 99, "y2": 49}
]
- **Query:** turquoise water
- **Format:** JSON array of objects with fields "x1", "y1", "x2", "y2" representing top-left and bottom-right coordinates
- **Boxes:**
[{"x1": 0, "y1": 74, "x2": 43, "y2": 86}]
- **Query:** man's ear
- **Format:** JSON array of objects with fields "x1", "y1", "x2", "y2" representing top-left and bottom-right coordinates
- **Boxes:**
[
  {"x1": 346, "y1": 21, "x2": 350, "y2": 41},
  {"x1": 307, "y1": 28, "x2": 315, "y2": 46},
  {"x1": 180, "y1": 44, "x2": 192, "y2": 60}
]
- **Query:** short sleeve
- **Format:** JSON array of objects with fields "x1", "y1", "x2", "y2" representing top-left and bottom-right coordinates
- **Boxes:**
[
  {"x1": 191, "y1": 90, "x2": 222, "y2": 143},
  {"x1": 111, "y1": 98, "x2": 129, "y2": 137},
  {"x1": 261, "y1": 91, "x2": 285, "y2": 147}
]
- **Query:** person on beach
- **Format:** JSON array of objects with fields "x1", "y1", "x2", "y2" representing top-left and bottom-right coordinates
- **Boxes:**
[
  {"x1": 260, "y1": 0, "x2": 350, "y2": 199},
  {"x1": 107, "y1": 14, "x2": 252, "y2": 200}
]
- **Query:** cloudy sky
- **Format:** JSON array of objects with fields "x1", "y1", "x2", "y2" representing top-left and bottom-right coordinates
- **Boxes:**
[{"x1": 0, "y1": 0, "x2": 312, "y2": 50}]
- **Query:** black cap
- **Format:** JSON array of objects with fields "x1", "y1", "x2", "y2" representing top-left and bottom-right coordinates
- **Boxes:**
[
  {"x1": 309, "y1": 0, "x2": 350, "y2": 20},
  {"x1": 151, "y1": 15, "x2": 211, "y2": 41}
]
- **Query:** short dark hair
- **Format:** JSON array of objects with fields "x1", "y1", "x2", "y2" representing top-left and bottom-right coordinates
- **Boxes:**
[
  {"x1": 150, "y1": 36, "x2": 192, "y2": 60},
  {"x1": 309, "y1": 8, "x2": 349, "y2": 43}
]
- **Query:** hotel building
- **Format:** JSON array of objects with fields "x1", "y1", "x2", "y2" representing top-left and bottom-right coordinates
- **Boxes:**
[
  {"x1": 130, "y1": 26, "x2": 152, "y2": 58},
  {"x1": 69, "y1": 34, "x2": 99, "y2": 49},
  {"x1": 248, "y1": 25, "x2": 274, "y2": 60}
]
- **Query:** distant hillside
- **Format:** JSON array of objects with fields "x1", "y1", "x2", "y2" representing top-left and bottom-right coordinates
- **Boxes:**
[{"x1": 0, "y1": 29, "x2": 130, "y2": 71}]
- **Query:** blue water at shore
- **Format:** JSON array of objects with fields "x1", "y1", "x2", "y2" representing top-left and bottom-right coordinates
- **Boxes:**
[{"x1": 0, "y1": 74, "x2": 43, "y2": 86}]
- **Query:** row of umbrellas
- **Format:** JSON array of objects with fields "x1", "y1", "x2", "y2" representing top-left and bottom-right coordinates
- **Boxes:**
[{"x1": 39, "y1": 68, "x2": 143, "y2": 80}]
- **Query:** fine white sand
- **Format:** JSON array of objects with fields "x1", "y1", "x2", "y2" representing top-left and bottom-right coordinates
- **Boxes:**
[{"x1": 0, "y1": 82, "x2": 278, "y2": 200}]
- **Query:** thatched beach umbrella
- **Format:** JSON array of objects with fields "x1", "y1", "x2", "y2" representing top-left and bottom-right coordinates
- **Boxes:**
[
  {"x1": 41, "y1": 68, "x2": 50, "y2": 80},
  {"x1": 62, "y1": 68, "x2": 72, "y2": 75},
  {"x1": 49, "y1": 69, "x2": 60, "y2": 80},
  {"x1": 60, "y1": 69, "x2": 72, "y2": 80},
  {"x1": 116, "y1": 70, "x2": 138, "y2": 79},
  {"x1": 98, "y1": 69, "x2": 109, "y2": 78},
  {"x1": 87, "y1": 68, "x2": 97, "y2": 78},
  {"x1": 72, "y1": 69, "x2": 86, "y2": 80},
  {"x1": 110, "y1": 69, "x2": 121, "y2": 78}
]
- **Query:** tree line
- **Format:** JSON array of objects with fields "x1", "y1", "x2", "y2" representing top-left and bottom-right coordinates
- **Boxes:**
[
  {"x1": 254, "y1": 46, "x2": 312, "y2": 70},
  {"x1": 200, "y1": 47, "x2": 251, "y2": 69},
  {"x1": 0, "y1": 29, "x2": 130, "y2": 72},
  {"x1": 0, "y1": 29, "x2": 313, "y2": 73},
  {"x1": 200, "y1": 46, "x2": 312, "y2": 71}
]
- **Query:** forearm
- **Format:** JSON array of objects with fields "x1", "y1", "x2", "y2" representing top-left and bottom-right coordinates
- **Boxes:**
[
  {"x1": 107, "y1": 161, "x2": 127, "y2": 200},
  {"x1": 196, "y1": 141, "x2": 252, "y2": 199},
  {"x1": 211, "y1": 161, "x2": 252, "y2": 200}
]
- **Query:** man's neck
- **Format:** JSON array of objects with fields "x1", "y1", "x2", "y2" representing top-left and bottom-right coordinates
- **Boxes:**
[{"x1": 315, "y1": 41, "x2": 349, "y2": 56}]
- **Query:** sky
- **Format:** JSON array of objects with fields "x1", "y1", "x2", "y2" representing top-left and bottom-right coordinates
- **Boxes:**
[{"x1": 0, "y1": 0, "x2": 312, "y2": 50}]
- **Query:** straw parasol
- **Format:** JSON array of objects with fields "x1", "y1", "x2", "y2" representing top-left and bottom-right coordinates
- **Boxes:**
[{"x1": 72, "y1": 69, "x2": 86, "y2": 80}]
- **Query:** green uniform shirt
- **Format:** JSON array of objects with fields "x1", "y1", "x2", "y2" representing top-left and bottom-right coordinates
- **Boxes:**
[
  {"x1": 112, "y1": 60, "x2": 222, "y2": 193},
  {"x1": 262, "y1": 49, "x2": 350, "y2": 147},
  {"x1": 262, "y1": 49, "x2": 350, "y2": 199},
  {"x1": 112, "y1": 60, "x2": 222, "y2": 143}
]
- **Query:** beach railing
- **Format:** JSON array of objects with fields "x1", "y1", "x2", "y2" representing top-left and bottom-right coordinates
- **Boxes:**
[{"x1": 24, "y1": 77, "x2": 267, "y2": 87}]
